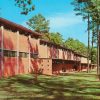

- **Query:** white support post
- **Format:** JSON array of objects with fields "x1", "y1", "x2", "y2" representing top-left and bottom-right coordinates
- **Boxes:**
[
  {"x1": 17, "y1": 31, "x2": 19, "y2": 74},
  {"x1": 46, "y1": 42, "x2": 48, "y2": 58},
  {"x1": 1, "y1": 26, "x2": 4, "y2": 77},
  {"x1": 38, "y1": 39, "x2": 40, "y2": 58},
  {"x1": 28, "y1": 35, "x2": 31, "y2": 72}
]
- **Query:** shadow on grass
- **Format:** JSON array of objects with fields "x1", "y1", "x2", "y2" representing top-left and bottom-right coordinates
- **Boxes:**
[{"x1": 0, "y1": 73, "x2": 100, "y2": 100}]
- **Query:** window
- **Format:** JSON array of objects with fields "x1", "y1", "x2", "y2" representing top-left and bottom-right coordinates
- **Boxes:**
[
  {"x1": 19, "y1": 52, "x2": 28, "y2": 58},
  {"x1": 3, "y1": 50, "x2": 9, "y2": 56},
  {"x1": 31, "y1": 53, "x2": 38, "y2": 58},
  {"x1": 2, "y1": 50, "x2": 30, "y2": 57},
  {"x1": 3, "y1": 50, "x2": 17, "y2": 57},
  {"x1": 10, "y1": 51, "x2": 17, "y2": 57}
]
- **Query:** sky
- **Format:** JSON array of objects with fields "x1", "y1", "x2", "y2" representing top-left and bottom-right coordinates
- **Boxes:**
[{"x1": 0, "y1": 0, "x2": 88, "y2": 45}]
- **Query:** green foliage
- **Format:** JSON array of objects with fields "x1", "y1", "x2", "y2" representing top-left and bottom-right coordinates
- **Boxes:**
[
  {"x1": 72, "y1": 0, "x2": 100, "y2": 22},
  {"x1": 64, "y1": 38, "x2": 87, "y2": 55},
  {"x1": 91, "y1": 47, "x2": 97, "y2": 64},
  {"x1": 41, "y1": 33, "x2": 51, "y2": 41},
  {"x1": 27, "y1": 14, "x2": 50, "y2": 33},
  {"x1": 41, "y1": 32, "x2": 64, "y2": 45},
  {"x1": 49, "y1": 32, "x2": 64, "y2": 45},
  {"x1": 15, "y1": 0, "x2": 35, "y2": 15},
  {"x1": 91, "y1": 0, "x2": 100, "y2": 23}
]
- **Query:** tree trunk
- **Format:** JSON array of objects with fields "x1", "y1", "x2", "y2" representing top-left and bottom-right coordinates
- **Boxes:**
[
  {"x1": 97, "y1": 23, "x2": 100, "y2": 80},
  {"x1": 91, "y1": 21, "x2": 95, "y2": 48},
  {"x1": 87, "y1": 13, "x2": 90, "y2": 73},
  {"x1": 98, "y1": 26, "x2": 100, "y2": 79},
  {"x1": 91, "y1": 21, "x2": 95, "y2": 65}
]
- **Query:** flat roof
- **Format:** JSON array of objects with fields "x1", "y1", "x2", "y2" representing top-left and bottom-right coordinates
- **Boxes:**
[{"x1": 0, "y1": 17, "x2": 42, "y2": 38}]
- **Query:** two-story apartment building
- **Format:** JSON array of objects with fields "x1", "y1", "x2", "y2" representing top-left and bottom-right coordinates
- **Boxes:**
[{"x1": 0, "y1": 18, "x2": 92, "y2": 77}]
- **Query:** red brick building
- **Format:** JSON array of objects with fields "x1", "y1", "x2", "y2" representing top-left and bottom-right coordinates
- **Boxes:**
[{"x1": 0, "y1": 18, "x2": 91, "y2": 77}]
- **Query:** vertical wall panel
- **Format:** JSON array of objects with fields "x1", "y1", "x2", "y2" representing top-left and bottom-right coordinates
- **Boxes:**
[
  {"x1": 47, "y1": 46, "x2": 50, "y2": 58},
  {"x1": 0, "y1": 56, "x2": 1, "y2": 78},
  {"x1": 18, "y1": 57, "x2": 24, "y2": 74},
  {"x1": 39, "y1": 44, "x2": 47, "y2": 58},
  {"x1": 30, "y1": 37, "x2": 39, "y2": 53},
  {"x1": 19, "y1": 34, "x2": 28, "y2": 52},
  {"x1": 18, "y1": 34, "x2": 31, "y2": 74},
  {"x1": 3, "y1": 29, "x2": 17, "y2": 50},
  {"x1": 22, "y1": 58, "x2": 29, "y2": 74},
  {"x1": 3, "y1": 57, "x2": 17, "y2": 77},
  {"x1": 0, "y1": 29, "x2": 2, "y2": 48},
  {"x1": 59, "y1": 49, "x2": 63, "y2": 59},
  {"x1": 18, "y1": 57, "x2": 29, "y2": 74},
  {"x1": 0, "y1": 28, "x2": 2, "y2": 78},
  {"x1": 28, "y1": 37, "x2": 39, "y2": 73}
]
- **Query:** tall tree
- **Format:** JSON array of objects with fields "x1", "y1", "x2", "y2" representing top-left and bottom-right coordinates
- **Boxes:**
[
  {"x1": 27, "y1": 14, "x2": 50, "y2": 33},
  {"x1": 27, "y1": 14, "x2": 50, "y2": 81},
  {"x1": 72, "y1": 0, "x2": 90, "y2": 72},
  {"x1": 72, "y1": 0, "x2": 100, "y2": 73}
]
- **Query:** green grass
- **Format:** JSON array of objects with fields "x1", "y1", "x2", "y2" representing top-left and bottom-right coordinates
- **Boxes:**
[{"x1": 0, "y1": 70, "x2": 100, "y2": 100}]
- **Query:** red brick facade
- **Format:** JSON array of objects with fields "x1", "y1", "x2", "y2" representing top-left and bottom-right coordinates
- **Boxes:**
[{"x1": 0, "y1": 18, "x2": 92, "y2": 77}]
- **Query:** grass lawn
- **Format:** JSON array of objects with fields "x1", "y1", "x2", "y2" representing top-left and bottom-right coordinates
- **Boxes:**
[{"x1": 0, "y1": 70, "x2": 100, "y2": 100}]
